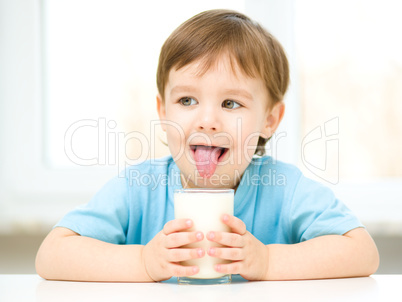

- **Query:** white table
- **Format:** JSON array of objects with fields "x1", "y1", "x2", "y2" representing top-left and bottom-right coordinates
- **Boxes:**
[{"x1": 1, "y1": 274, "x2": 401, "y2": 302}]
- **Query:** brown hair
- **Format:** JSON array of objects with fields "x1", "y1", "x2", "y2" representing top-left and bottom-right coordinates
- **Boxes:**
[{"x1": 156, "y1": 9, "x2": 289, "y2": 155}]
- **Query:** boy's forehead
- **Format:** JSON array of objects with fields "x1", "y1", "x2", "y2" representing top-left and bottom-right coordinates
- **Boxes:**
[
  {"x1": 167, "y1": 60, "x2": 245, "y2": 93},
  {"x1": 170, "y1": 53, "x2": 252, "y2": 81}
]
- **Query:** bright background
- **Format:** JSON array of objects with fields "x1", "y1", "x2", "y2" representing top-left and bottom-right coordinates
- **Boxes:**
[{"x1": 1, "y1": 0, "x2": 401, "y2": 273}]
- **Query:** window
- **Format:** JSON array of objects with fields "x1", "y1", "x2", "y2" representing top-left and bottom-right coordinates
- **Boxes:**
[
  {"x1": 295, "y1": 0, "x2": 402, "y2": 180},
  {"x1": 294, "y1": 0, "x2": 402, "y2": 232},
  {"x1": 1, "y1": 0, "x2": 399, "y2": 234}
]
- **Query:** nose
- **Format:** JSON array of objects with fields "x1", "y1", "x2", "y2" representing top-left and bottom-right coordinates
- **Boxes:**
[{"x1": 196, "y1": 104, "x2": 221, "y2": 132}]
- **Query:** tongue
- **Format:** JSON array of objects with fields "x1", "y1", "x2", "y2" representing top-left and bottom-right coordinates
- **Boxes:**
[{"x1": 193, "y1": 146, "x2": 222, "y2": 178}]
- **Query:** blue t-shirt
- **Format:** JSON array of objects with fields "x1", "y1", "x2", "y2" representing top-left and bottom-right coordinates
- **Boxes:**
[{"x1": 55, "y1": 156, "x2": 362, "y2": 245}]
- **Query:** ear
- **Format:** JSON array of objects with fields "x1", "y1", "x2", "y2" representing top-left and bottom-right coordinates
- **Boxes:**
[
  {"x1": 260, "y1": 102, "x2": 285, "y2": 139},
  {"x1": 156, "y1": 94, "x2": 167, "y2": 132}
]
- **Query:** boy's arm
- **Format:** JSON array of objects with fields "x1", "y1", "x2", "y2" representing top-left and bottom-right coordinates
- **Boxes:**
[
  {"x1": 35, "y1": 227, "x2": 152, "y2": 282},
  {"x1": 265, "y1": 227, "x2": 379, "y2": 280},
  {"x1": 36, "y1": 220, "x2": 204, "y2": 282},
  {"x1": 208, "y1": 215, "x2": 379, "y2": 280}
]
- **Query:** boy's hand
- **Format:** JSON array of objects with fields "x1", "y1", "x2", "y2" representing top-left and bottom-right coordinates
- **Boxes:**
[
  {"x1": 142, "y1": 219, "x2": 205, "y2": 282},
  {"x1": 206, "y1": 214, "x2": 269, "y2": 281}
]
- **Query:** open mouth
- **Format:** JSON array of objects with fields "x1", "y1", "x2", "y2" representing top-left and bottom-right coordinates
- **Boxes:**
[
  {"x1": 190, "y1": 145, "x2": 229, "y2": 178},
  {"x1": 190, "y1": 145, "x2": 229, "y2": 163}
]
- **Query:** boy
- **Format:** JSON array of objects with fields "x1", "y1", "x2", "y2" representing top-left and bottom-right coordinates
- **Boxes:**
[{"x1": 36, "y1": 9, "x2": 379, "y2": 282}]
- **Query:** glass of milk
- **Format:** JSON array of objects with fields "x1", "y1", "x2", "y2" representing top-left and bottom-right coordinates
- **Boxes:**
[{"x1": 174, "y1": 188, "x2": 234, "y2": 285}]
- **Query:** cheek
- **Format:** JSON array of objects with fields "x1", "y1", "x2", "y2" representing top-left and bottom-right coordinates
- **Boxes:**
[
  {"x1": 238, "y1": 131, "x2": 260, "y2": 161},
  {"x1": 164, "y1": 124, "x2": 185, "y2": 156},
  {"x1": 165, "y1": 110, "x2": 191, "y2": 134}
]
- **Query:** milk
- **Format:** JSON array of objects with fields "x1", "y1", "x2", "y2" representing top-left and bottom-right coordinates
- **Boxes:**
[{"x1": 174, "y1": 189, "x2": 234, "y2": 280}]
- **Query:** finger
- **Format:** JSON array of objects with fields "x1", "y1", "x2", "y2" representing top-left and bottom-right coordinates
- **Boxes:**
[
  {"x1": 207, "y1": 231, "x2": 245, "y2": 248},
  {"x1": 163, "y1": 219, "x2": 193, "y2": 235},
  {"x1": 208, "y1": 247, "x2": 244, "y2": 261},
  {"x1": 215, "y1": 262, "x2": 241, "y2": 275},
  {"x1": 222, "y1": 214, "x2": 247, "y2": 235},
  {"x1": 167, "y1": 248, "x2": 205, "y2": 262},
  {"x1": 168, "y1": 263, "x2": 199, "y2": 277},
  {"x1": 165, "y1": 231, "x2": 203, "y2": 248}
]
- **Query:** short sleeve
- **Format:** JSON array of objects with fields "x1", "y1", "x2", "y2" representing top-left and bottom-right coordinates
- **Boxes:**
[
  {"x1": 289, "y1": 175, "x2": 363, "y2": 243},
  {"x1": 55, "y1": 176, "x2": 130, "y2": 244}
]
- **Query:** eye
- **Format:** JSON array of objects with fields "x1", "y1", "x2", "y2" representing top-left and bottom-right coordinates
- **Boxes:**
[
  {"x1": 222, "y1": 100, "x2": 241, "y2": 109},
  {"x1": 179, "y1": 97, "x2": 198, "y2": 106}
]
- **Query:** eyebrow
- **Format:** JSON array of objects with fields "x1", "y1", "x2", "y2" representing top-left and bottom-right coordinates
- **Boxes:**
[
  {"x1": 170, "y1": 85, "x2": 198, "y2": 97},
  {"x1": 223, "y1": 89, "x2": 253, "y2": 101}
]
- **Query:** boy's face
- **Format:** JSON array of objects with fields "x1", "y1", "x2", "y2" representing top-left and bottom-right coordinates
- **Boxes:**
[{"x1": 157, "y1": 54, "x2": 284, "y2": 189}]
